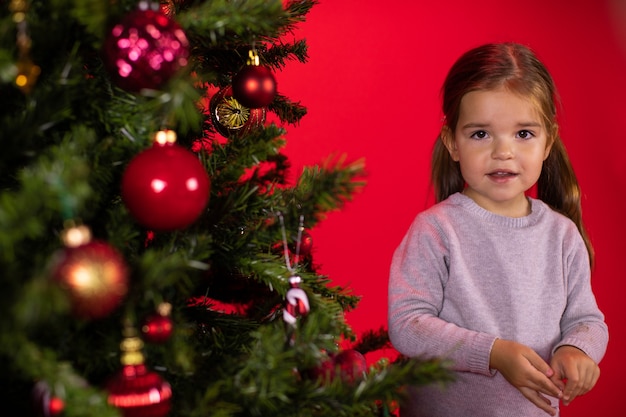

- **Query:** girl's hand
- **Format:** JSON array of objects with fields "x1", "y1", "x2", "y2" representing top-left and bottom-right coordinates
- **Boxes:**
[
  {"x1": 490, "y1": 339, "x2": 563, "y2": 416},
  {"x1": 550, "y1": 345, "x2": 600, "y2": 406}
]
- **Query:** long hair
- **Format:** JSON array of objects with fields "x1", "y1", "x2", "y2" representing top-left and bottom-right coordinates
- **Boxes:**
[{"x1": 431, "y1": 42, "x2": 594, "y2": 267}]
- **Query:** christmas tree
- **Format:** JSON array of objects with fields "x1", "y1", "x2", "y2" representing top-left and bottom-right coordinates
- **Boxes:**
[{"x1": 0, "y1": 1, "x2": 451, "y2": 416}]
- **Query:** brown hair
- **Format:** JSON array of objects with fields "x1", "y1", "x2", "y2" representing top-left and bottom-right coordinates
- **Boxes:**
[{"x1": 431, "y1": 42, "x2": 594, "y2": 267}]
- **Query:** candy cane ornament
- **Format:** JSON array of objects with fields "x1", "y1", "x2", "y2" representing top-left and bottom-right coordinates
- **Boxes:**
[
  {"x1": 277, "y1": 213, "x2": 311, "y2": 327},
  {"x1": 283, "y1": 275, "x2": 310, "y2": 325}
]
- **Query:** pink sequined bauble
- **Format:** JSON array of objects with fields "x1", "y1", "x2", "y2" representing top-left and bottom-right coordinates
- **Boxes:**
[
  {"x1": 121, "y1": 142, "x2": 210, "y2": 231},
  {"x1": 103, "y1": 8, "x2": 189, "y2": 92}
]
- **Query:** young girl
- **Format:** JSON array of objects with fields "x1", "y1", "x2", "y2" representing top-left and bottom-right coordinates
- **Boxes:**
[{"x1": 387, "y1": 42, "x2": 608, "y2": 417}]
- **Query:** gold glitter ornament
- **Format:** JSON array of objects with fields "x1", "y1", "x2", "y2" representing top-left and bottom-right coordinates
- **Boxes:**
[{"x1": 209, "y1": 86, "x2": 266, "y2": 138}]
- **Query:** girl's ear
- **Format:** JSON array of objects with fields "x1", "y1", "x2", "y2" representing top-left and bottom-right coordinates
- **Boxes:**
[{"x1": 441, "y1": 125, "x2": 459, "y2": 161}]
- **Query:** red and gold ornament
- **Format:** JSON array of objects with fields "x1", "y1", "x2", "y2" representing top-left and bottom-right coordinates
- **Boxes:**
[
  {"x1": 231, "y1": 50, "x2": 277, "y2": 108},
  {"x1": 51, "y1": 224, "x2": 129, "y2": 319},
  {"x1": 106, "y1": 326, "x2": 172, "y2": 417},
  {"x1": 121, "y1": 130, "x2": 210, "y2": 231},
  {"x1": 102, "y1": 4, "x2": 189, "y2": 92},
  {"x1": 209, "y1": 86, "x2": 266, "y2": 137}
]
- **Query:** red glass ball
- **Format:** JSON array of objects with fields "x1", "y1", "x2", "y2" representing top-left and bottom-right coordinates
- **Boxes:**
[
  {"x1": 102, "y1": 8, "x2": 189, "y2": 92},
  {"x1": 311, "y1": 349, "x2": 367, "y2": 384},
  {"x1": 48, "y1": 397, "x2": 65, "y2": 416},
  {"x1": 333, "y1": 349, "x2": 367, "y2": 383},
  {"x1": 52, "y1": 241, "x2": 129, "y2": 319},
  {"x1": 107, "y1": 364, "x2": 172, "y2": 417},
  {"x1": 121, "y1": 142, "x2": 210, "y2": 231},
  {"x1": 232, "y1": 65, "x2": 277, "y2": 108},
  {"x1": 31, "y1": 380, "x2": 66, "y2": 417},
  {"x1": 141, "y1": 313, "x2": 174, "y2": 343}
]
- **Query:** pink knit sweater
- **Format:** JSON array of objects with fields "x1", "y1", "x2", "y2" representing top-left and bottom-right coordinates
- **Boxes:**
[{"x1": 388, "y1": 193, "x2": 608, "y2": 417}]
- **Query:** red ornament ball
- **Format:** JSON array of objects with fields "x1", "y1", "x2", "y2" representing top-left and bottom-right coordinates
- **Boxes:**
[
  {"x1": 290, "y1": 230, "x2": 313, "y2": 259},
  {"x1": 102, "y1": 8, "x2": 189, "y2": 92},
  {"x1": 209, "y1": 86, "x2": 266, "y2": 137},
  {"x1": 52, "y1": 240, "x2": 129, "y2": 319},
  {"x1": 141, "y1": 313, "x2": 173, "y2": 344},
  {"x1": 32, "y1": 380, "x2": 65, "y2": 417},
  {"x1": 310, "y1": 349, "x2": 367, "y2": 384},
  {"x1": 48, "y1": 398, "x2": 65, "y2": 417},
  {"x1": 333, "y1": 349, "x2": 368, "y2": 383},
  {"x1": 121, "y1": 141, "x2": 210, "y2": 231},
  {"x1": 232, "y1": 65, "x2": 277, "y2": 108},
  {"x1": 107, "y1": 364, "x2": 172, "y2": 417}
]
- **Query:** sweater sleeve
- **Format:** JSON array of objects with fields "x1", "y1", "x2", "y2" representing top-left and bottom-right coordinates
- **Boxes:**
[
  {"x1": 552, "y1": 228, "x2": 608, "y2": 364},
  {"x1": 387, "y1": 216, "x2": 497, "y2": 376}
]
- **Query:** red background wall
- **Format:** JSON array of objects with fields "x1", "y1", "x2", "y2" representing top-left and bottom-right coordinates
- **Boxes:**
[{"x1": 278, "y1": 1, "x2": 626, "y2": 415}]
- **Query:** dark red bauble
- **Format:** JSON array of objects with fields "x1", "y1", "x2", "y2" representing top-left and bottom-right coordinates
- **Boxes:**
[
  {"x1": 106, "y1": 364, "x2": 172, "y2": 417},
  {"x1": 308, "y1": 355, "x2": 335, "y2": 382},
  {"x1": 121, "y1": 142, "x2": 210, "y2": 231},
  {"x1": 52, "y1": 241, "x2": 129, "y2": 319},
  {"x1": 209, "y1": 86, "x2": 266, "y2": 137},
  {"x1": 141, "y1": 313, "x2": 174, "y2": 343},
  {"x1": 310, "y1": 349, "x2": 367, "y2": 384},
  {"x1": 232, "y1": 65, "x2": 277, "y2": 108},
  {"x1": 333, "y1": 349, "x2": 368, "y2": 383},
  {"x1": 102, "y1": 8, "x2": 189, "y2": 92},
  {"x1": 290, "y1": 230, "x2": 313, "y2": 259}
]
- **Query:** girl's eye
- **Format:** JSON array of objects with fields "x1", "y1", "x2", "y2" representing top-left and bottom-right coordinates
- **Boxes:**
[
  {"x1": 517, "y1": 130, "x2": 534, "y2": 139},
  {"x1": 470, "y1": 130, "x2": 488, "y2": 139}
]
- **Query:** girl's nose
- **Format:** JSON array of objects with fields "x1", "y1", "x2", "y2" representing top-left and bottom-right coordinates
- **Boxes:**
[{"x1": 491, "y1": 138, "x2": 514, "y2": 159}]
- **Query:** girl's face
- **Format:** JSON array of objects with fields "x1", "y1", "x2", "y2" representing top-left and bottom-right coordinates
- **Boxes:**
[{"x1": 443, "y1": 86, "x2": 552, "y2": 217}]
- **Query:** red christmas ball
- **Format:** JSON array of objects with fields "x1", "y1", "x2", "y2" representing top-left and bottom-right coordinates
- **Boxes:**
[
  {"x1": 333, "y1": 349, "x2": 367, "y2": 383},
  {"x1": 308, "y1": 355, "x2": 335, "y2": 382},
  {"x1": 141, "y1": 313, "x2": 173, "y2": 343},
  {"x1": 121, "y1": 141, "x2": 210, "y2": 231},
  {"x1": 52, "y1": 240, "x2": 129, "y2": 319},
  {"x1": 209, "y1": 86, "x2": 266, "y2": 137},
  {"x1": 102, "y1": 8, "x2": 189, "y2": 92},
  {"x1": 310, "y1": 349, "x2": 367, "y2": 384},
  {"x1": 48, "y1": 398, "x2": 65, "y2": 416},
  {"x1": 32, "y1": 380, "x2": 65, "y2": 417},
  {"x1": 289, "y1": 230, "x2": 313, "y2": 259},
  {"x1": 232, "y1": 65, "x2": 277, "y2": 108},
  {"x1": 106, "y1": 364, "x2": 172, "y2": 417}
]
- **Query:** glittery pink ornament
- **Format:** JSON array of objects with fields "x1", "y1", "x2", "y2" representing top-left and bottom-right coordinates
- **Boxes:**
[{"x1": 103, "y1": 8, "x2": 189, "y2": 92}]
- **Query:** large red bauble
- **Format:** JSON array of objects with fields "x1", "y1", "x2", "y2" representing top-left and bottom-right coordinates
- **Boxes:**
[
  {"x1": 52, "y1": 241, "x2": 129, "y2": 319},
  {"x1": 121, "y1": 142, "x2": 210, "y2": 231},
  {"x1": 106, "y1": 364, "x2": 172, "y2": 417},
  {"x1": 232, "y1": 65, "x2": 277, "y2": 108},
  {"x1": 102, "y1": 8, "x2": 189, "y2": 92}
]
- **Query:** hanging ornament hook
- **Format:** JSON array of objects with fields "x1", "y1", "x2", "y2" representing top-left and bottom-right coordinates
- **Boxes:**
[{"x1": 247, "y1": 49, "x2": 260, "y2": 66}]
